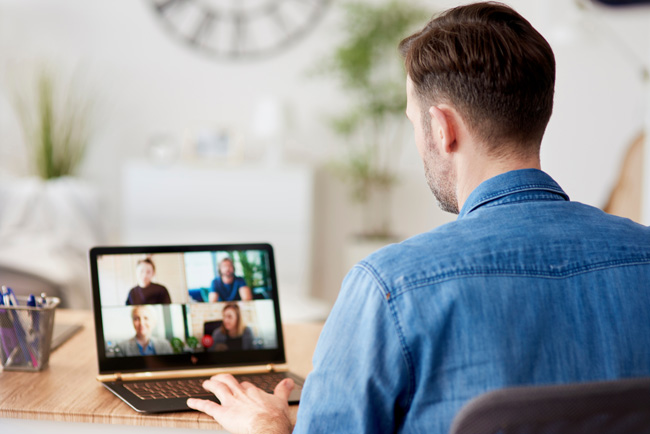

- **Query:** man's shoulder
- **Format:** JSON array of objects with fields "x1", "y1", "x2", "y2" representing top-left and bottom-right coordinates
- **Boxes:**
[
  {"x1": 357, "y1": 222, "x2": 464, "y2": 291},
  {"x1": 359, "y1": 202, "x2": 650, "y2": 293},
  {"x1": 364, "y1": 219, "x2": 465, "y2": 264},
  {"x1": 117, "y1": 337, "x2": 137, "y2": 350}
]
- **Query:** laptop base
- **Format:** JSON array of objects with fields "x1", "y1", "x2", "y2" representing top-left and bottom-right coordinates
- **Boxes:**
[{"x1": 102, "y1": 372, "x2": 304, "y2": 413}]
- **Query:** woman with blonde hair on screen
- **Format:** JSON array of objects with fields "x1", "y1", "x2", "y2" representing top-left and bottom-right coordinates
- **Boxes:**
[
  {"x1": 210, "y1": 303, "x2": 254, "y2": 351},
  {"x1": 116, "y1": 305, "x2": 173, "y2": 356}
]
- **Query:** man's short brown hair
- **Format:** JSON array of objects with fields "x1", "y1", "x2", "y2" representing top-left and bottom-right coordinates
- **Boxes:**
[
  {"x1": 136, "y1": 258, "x2": 155, "y2": 272},
  {"x1": 400, "y1": 2, "x2": 555, "y2": 157}
]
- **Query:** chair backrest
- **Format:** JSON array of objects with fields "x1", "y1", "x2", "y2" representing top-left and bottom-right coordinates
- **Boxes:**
[
  {"x1": 449, "y1": 377, "x2": 650, "y2": 434},
  {"x1": 204, "y1": 320, "x2": 222, "y2": 337}
]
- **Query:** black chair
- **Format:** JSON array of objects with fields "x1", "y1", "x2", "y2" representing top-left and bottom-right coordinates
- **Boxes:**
[
  {"x1": 449, "y1": 377, "x2": 650, "y2": 434},
  {"x1": 204, "y1": 320, "x2": 222, "y2": 337}
]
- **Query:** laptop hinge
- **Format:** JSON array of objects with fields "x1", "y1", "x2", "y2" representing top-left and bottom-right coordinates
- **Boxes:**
[{"x1": 97, "y1": 363, "x2": 289, "y2": 383}]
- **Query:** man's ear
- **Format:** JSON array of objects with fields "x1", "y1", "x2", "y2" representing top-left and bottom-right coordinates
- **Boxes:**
[{"x1": 428, "y1": 105, "x2": 456, "y2": 154}]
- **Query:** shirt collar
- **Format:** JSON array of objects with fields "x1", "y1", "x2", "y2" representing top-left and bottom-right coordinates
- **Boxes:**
[
  {"x1": 137, "y1": 339, "x2": 156, "y2": 355},
  {"x1": 458, "y1": 169, "x2": 569, "y2": 219}
]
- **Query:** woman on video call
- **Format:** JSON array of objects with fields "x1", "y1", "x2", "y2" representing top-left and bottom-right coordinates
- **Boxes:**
[
  {"x1": 210, "y1": 303, "x2": 254, "y2": 351},
  {"x1": 116, "y1": 305, "x2": 173, "y2": 356}
]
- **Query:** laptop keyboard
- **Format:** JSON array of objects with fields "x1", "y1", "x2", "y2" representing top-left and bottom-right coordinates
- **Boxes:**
[{"x1": 124, "y1": 372, "x2": 296, "y2": 400}]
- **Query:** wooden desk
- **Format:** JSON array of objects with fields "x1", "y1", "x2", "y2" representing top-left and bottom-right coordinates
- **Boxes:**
[{"x1": 0, "y1": 310, "x2": 323, "y2": 432}]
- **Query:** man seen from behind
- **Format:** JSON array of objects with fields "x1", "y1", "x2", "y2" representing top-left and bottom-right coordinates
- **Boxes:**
[{"x1": 187, "y1": 3, "x2": 650, "y2": 433}]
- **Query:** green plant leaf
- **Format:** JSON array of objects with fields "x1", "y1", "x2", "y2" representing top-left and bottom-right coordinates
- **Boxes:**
[
  {"x1": 13, "y1": 67, "x2": 93, "y2": 180},
  {"x1": 315, "y1": 1, "x2": 429, "y2": 204}
]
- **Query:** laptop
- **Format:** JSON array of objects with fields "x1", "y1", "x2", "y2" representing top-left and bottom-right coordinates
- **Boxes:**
[{"x1": 89, "y1": 243, "x2": 304, "y2": 413}]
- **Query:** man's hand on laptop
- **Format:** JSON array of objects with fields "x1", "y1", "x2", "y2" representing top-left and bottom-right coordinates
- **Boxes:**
[{"x1": 187, "y1": 373, "x2": 295, "y2": 434}]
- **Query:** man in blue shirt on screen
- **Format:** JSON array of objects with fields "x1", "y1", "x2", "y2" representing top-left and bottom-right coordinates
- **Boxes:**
[
  {"x1": 208, "y1": 257, "x2": 252, "y2": 302},
  {"x1": 188, "y1": 2, "x2": 650, "y2": 433}
]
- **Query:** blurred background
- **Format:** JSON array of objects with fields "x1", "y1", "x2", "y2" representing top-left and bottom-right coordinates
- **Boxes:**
[{"x1": 0, "y1": 0, "x2": 647, "y2": 320}]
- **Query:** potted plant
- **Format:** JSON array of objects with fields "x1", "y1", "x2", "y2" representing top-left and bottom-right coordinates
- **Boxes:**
[
  {"x1": 317, "y1": 0, "x2": 429, "y2": 241},
  {"x1": 0, "y1": 67, "x2": 101, "y2": 308},
  {"x1": 14, "y1": 68, "x2": 92, "y2": 179}
]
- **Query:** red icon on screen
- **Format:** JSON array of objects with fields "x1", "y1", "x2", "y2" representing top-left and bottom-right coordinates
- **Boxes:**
[{"x1": 202, "y1": 335, "x2": 213, "y2": 348}]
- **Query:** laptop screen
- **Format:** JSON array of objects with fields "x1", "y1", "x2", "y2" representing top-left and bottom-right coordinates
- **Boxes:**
[{"x1": 89, "y1": 243, "x2": 287, "y2": 375}]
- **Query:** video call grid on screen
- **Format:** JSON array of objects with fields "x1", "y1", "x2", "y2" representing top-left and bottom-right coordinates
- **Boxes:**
[{"x1": 94, "y1": 246, "x2": 281, "y2": 359}]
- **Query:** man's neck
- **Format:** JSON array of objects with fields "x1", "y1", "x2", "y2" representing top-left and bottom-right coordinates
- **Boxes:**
[{"x1": 456, "y1": 154, "x2": 541, "y2": 211}]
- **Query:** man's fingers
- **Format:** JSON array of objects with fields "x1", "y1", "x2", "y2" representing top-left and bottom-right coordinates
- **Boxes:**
[
  {"x1": 187, "y1": 398, "x2": 224, "y2": 420},
  {"x1": 211, "y1": 374, "x2": 246, "y2": 395},
  {"x1": 240, "y1": 381, "x2": 257, "y2": 391},
  {"x1": 189, "y1": 377, "x2": 293, "y2": 434},
  {"x1": 202, "y1": 374, "x2": 293, "y2": 403},
  {"x1": 273, "y1": 378, "x2": 295, "y2": 401},
  {"x1": 203, "y1": 379, "x2": 235, "y2": 403}
]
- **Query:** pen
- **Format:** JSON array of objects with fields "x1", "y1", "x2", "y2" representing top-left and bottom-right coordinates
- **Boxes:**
[
  {"x1": 0, "y1": 286, "x2": 8, "y2": 306},
  {"x1": 0, "y1": 293, "x2": 23, "y2": 367},
  {"x1": 4, "y1": 288, "x2": 37, "y2": 367},
  {"x1": 5, "y1": 287, "x2": 18, "y2": 308},
  {"x1": 5, "y1": 347, "x2": 19, "y2": 366},
  {"x1": 0, "y1": 293, "x2": 7, "y2": 362},
  {"x1": 27, "y1": 294, "x2": 40, "y2": 362},
  {"x1": 12, "y1": 312, "x2": 37, "y2": 367}
]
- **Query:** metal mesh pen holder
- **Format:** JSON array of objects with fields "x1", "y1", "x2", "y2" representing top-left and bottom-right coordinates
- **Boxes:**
[{"x1": 0, "y1": 296, "x2": 60, "y2": 371}]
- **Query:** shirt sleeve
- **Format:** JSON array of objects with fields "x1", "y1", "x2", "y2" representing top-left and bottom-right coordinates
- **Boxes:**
[
  {"x1": 242, "y1": 327, "x2": 254, "y2": 349},
  {"x1": 209, "y1": 279, "x2": 220, "y2": 299},
  {"x1": 125, "y1": 288, "x2": 134, "y2": 305},
  {"x1": 293, "y1": 264, "x2": 411, "y2": 434}
]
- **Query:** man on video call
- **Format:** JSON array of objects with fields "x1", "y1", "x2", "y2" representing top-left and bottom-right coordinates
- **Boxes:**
[
  {"x1": 187, "y1": 2, "x2": 650, "y2": 433},
  {"x1": 208, "y1": 257, "x2": 253, "y2": 302}
]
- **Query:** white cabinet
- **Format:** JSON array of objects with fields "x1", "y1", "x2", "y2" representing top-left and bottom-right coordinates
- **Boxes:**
[{"x1": 120, "y1": 161, "x2": 328, "y2": 320}]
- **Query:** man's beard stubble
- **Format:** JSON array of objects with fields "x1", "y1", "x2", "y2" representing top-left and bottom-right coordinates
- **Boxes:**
[{"x1": 423, "y1": 126, "x2": 459, "y2": 215}]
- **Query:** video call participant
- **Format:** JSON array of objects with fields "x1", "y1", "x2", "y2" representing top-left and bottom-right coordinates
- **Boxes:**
[
  {"x1": 210, "y1": 303, "x2": 254, "y2": 351},
  {"x1": 125, "y1": 258, "x2": 171, "y2": 305},
  {"x1": 187, "y1": 3, "x2": 650, "y2": 434},
  {"x1": 116, "y1": 305, "x2": 173, "y2": 356},
  {"x1": 208, "y1": 258, "x2": 253, "y2": 302}
]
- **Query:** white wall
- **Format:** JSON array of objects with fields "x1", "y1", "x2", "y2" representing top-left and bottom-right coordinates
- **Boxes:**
[
  {"x1": 0, "y1": 0, "x2": 648, "y2": 307},
  {"x1": 536, "y1": 0, "x2": 649, "y2": 209}
]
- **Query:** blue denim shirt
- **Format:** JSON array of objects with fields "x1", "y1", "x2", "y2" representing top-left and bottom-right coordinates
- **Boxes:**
[{"x1": 294, "y1": 169, "x2": 650, "y2": 434}]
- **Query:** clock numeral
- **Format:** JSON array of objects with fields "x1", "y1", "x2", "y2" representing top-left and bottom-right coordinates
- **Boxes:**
[
  {"x1": 192, "y1": 10, "x2": 217, "y2": 46},
  {"x1": 149, "y1": 0, "x2": 330, "y2": 59},
  {"x1": 268, "y1": 4, "x2": 291, "y2": 37},
  {"x1": 154, "y1": 0, "x2": 188, "y2": 15},
  {"x1": 232, "y1": 14, "x2": 248, "y2": 56}
]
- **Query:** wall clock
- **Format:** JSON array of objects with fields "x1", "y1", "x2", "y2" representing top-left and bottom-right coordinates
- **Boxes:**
[{"x1": 149, "y1": 0, "x2": 331, "y2": 60}]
